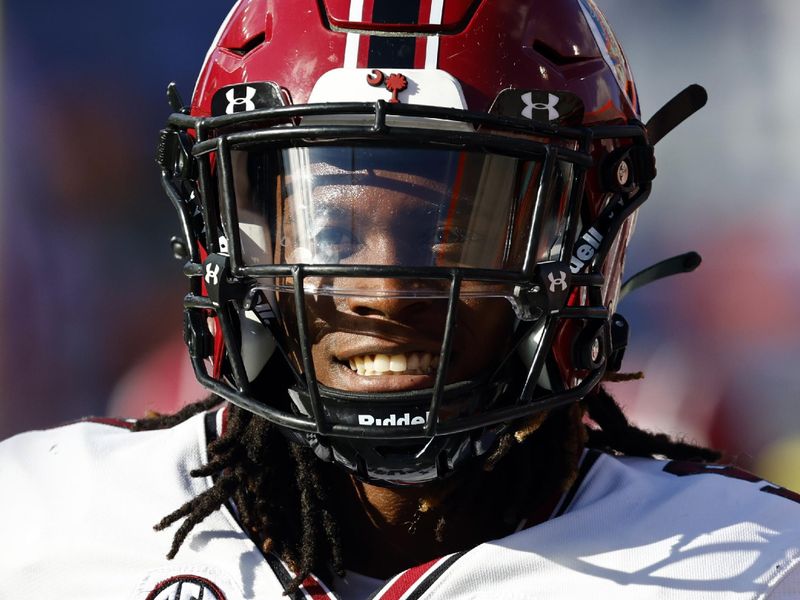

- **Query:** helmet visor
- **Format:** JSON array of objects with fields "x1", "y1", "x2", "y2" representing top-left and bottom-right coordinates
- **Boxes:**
[{"x1": 232, "y1": 145, "x2": 575, "y2": 296}]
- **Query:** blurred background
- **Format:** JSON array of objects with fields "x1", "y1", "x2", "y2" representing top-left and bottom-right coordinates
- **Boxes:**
[{"x1": 1, "y1": 1, "x2": 799, "y2": 489}]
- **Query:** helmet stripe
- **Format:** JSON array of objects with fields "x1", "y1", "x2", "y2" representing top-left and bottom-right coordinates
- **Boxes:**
[
  {"x1": 425, "y1": 0, "x2": 444, "y2": 69},
  {"x1": 344, "y1": 0, "x2": 366, "y2": 68}
]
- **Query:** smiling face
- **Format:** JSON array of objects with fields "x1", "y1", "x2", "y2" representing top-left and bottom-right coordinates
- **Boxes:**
[
  {"x1": 231, "y1": 145, "x2": 559, "y2": 397},
  {"x1": 275, "y1": 170, "x2": 516, "y2": 394},
  {"x1": 304, "y1": 289, "x2": 515, "y2": 395}
]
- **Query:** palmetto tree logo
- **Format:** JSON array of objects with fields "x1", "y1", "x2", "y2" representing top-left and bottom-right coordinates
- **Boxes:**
[{"x1": 366, "y1": 69, "x2": 408, "y2": 103}]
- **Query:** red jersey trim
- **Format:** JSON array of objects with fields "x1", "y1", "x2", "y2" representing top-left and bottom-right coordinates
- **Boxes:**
[{"x1": 372, "y1": 552, "x2": 465, "y2": 600}]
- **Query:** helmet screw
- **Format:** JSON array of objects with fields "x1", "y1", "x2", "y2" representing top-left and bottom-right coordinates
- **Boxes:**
[
  {"x1": 170, "y1": 235, "x2": 189, "y2": 260},
  {"x1": 590, "y1": 337, "x2": 602, "y2": 363},
  {"x1": 616, "y1": 160, "x2": 630, "y2": 186}
]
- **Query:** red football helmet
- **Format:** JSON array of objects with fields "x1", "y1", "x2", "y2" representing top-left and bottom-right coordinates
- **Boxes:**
[{"x1": 157, "y1": 0, "x2": 704, "y2": 484}]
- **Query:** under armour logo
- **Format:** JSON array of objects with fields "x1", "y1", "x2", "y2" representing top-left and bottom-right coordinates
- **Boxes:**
[
  {"x1": 205, "y1": 263, "x2": 221, "y2": 286},
  {"x1": 366, "y1": 70, "x2": 408, "y2": 104},
  {"x1": 225, "y1": 86, "x2": 257, "y2": 114},
  {"x1": 548, "y1": 271, "x2": 568, "y2": 293},
  {"x1": 521, "y1": 92, "x2": 560, "y2": 121}
]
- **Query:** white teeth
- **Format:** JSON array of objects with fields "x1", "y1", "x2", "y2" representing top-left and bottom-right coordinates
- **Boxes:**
[
  {"x1": 373, "y1": 354, "x2": 390, "y2": 372},
  {"x1": 389, "y1": 354, "x2": 407, "y2": 372},
  {"x1": 345, "y1": 352, "x2": 439, "y2": 376}
]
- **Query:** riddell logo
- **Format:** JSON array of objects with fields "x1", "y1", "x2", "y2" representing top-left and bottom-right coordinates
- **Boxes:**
[{"x1": 358, "y1": 412, "x2": 428, "y2": 426}]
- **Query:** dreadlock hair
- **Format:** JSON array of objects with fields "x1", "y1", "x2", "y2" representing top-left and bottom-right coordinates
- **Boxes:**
[
  {"x1": 134, "y1": 383, "x2": 719, "y2": 590},
  {"x1": 584, "y1": 384, "x2": 721, "y2": 462},
  {"x1": 134, "y1": 396, "x2": 343, "y2": 592}
]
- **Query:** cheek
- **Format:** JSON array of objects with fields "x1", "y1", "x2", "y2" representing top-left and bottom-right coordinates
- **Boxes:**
[
  {"x1": 310, "y1": 341, "x2": 340, "y2": 388},
  {"x1": 457, "y1": 298, "x2": 516, "y2": 365}
]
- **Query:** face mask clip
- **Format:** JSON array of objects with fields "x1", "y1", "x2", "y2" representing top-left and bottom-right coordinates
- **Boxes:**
[
  {"x1": 202, "y1": 253, "x2": 249, "y2": 308},
  {"x1": 512, "y1": 260, "x2": 572, "y2": 321}
]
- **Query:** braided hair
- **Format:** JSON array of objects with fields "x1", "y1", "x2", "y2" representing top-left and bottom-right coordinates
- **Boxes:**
[
  {"x1": 134, "y1": 380, "x2": 719, "y2": 590},
  {"x1": 135, "y1": 396, "x2": 343, "y2": 589}
]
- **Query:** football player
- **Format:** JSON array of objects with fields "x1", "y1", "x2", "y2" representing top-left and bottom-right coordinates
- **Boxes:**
[{"x1": 3, "y1": 0, "x2": 800, "y2": 598}]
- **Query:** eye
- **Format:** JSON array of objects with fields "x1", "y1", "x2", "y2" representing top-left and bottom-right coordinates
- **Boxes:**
[{"x1": 313, "y1": 226, "x2": 360, "y2": 262}]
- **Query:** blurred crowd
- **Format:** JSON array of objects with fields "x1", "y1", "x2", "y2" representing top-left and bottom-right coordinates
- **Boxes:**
[
  {"x1": 2, "y1": 1, "x2": 799, "y2": 490},
  {"x1": 601, "y1": 0, "x2": 800, "y2": 491}
]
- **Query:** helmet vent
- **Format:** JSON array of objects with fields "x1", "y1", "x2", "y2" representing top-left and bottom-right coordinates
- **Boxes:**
[
  {"x1": 531, "y1": 40, "x2": 591, "y2": 66},
  {"x1": 226, "y1": 32, "x2": 266, "y2": 57}
]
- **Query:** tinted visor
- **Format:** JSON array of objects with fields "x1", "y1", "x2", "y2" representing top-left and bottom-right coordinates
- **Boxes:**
[{"x1": 232, "y1": 145, "x2": 575, "y2": 296}]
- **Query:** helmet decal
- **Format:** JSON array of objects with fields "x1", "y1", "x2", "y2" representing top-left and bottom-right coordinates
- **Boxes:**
[
  {"x1": 211, "y1": 82, "x2": 285, "y2": 116},
  {"x1": 366, "y1": 70, "x2": 409, "y2": 103},
  {"x1": 577, "y1": 0, "x2": 639, "y2": 112},
  {"x1": 489, "y1": 89, "x2": 585, "y2": 126},
  {"x1": 307, "y1": 68, "x2": 468, "y2": 110}
]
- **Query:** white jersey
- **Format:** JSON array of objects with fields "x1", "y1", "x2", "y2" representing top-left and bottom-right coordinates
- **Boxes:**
[{"x1": 2, "y1": 411, "x2": 800, "y2": 600}]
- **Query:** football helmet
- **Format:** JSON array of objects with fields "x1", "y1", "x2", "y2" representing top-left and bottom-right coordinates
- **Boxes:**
[{"x1": 157, "y1": 0, "x2": 704, "y2": 484}]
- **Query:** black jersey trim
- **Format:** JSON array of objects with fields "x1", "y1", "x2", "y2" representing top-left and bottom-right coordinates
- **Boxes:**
[
  {"x1": 205, "y1": 410, "x2": 220, "y2": 445},
  {"x1": 552, "y1": 448, "x2": 602, "y2": 518},
  {"x1": 369, "y1": 551, "x2": 466, "y2": 600},
  {"x1": 264, "y1": 553, "x2": 306, "y2": 600},
  {"x1": 406, "y1": 551, "x2": 466, "y2": 600},
  {"x1": 761, "y1": 484, "x2": 800, "y2": 505}
]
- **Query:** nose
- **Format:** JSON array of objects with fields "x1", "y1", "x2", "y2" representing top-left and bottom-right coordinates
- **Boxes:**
[
  {"x1": 345, "y1": 276, "x2": 441, "y2": 321},
  {"x1": 339, "y1": 226, "x2": 447, "y2": 319}
]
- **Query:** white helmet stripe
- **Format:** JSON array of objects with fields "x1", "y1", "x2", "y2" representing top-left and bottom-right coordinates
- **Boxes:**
[
  {"x1": 343, "y1": 0, "x2": 366, "y2": 68},
  {"x1": 425, "y1": 0, "x2": 445, "y2": 69}
]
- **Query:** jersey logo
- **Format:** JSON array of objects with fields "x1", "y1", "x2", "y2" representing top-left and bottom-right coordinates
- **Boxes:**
[
  {"x1": 366, "y1": 69, "x2": 408, "y2": 103},
  {"x1": 145, "y1": 575, "x2": 226, "y2": 600}
]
